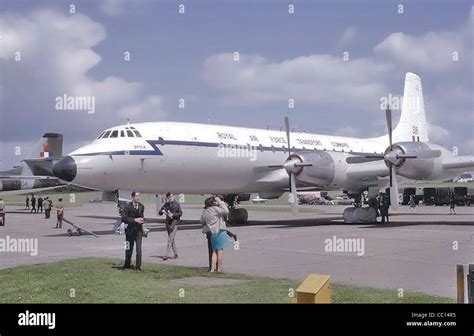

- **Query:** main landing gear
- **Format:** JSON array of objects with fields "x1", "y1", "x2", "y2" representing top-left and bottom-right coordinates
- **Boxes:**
[{"x1": 223, "y1": 194, "x2": 248, "y2": 225}]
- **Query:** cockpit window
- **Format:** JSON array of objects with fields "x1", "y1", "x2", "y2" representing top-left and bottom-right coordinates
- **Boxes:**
[
  {"x1": 103, "y1": 130, "x2": 111, "y2": 138},
  {"x1": 120, "y1": 130, "x2": 125, "y2": 137},
  {"x1": 97, "y1": 131, "x2": 106, "y2": 139},
  {"x1": 133, "y1": 130, "x2": 142, "y2": 137},
  {"x1": 110, "y1": 130, "x2": 118, "y2": 138},
  {"x1": 127, "y1": 130, "x2": 134, "y2": 137}
]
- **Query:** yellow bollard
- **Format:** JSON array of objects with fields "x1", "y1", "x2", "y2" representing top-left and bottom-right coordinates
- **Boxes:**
[{"x1": 295, "y1": 274, "x2": 331, "y2": 304}]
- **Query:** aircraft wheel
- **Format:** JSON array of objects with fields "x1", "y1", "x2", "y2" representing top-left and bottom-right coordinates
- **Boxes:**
[
  {"x1": 228, "y1": 208, "x2": 248, "y2": 224},
  {"x1": 76, "y1": 229, "x2": 82, "y2": 236},
  {"x1": 67, "y1": 229, "x2": 73, "y2": 236}
]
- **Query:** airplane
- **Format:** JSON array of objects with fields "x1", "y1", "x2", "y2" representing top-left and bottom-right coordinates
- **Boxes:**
[
  {"x1": 0, "y1": 133, "x2": 65, "y2": 195},
  {"x1": 52, "y1": 73, "x2": 474, "y2": 223}
]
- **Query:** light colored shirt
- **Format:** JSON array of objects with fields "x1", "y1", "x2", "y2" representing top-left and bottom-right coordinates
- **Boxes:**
[
  {"x1": 200, "y1": 200, "x2": 229, "y2": 235},
  {"x1": 56, "y1": 202, "x2": 64, "y2": 214}
]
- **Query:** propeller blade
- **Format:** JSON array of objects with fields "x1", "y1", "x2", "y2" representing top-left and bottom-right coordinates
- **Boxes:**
[
  {"x1": 284, "y1": 116, "x2": 291, "y2": 155},
  {"x1": 252, "y1": 166, "x2": 283, "y2": 173},
  {"x1": 389, "y1": 162, "x2": 393, "y2": 187},
  {"x1": 385, "y1": 106, "x2": 393, "y2": 150},
  {"x1": 294, "y1": 163, "x2": 313, "y2": 168},
  {"x1": 395, "y1": 150, "x2": 442, "y2": 160},
  {"x1": 289, "y1": 173, "x2": 298, "y2": 215},
  {"x1": 389, "y1": 164, "x2": 399, "y2": 210}
]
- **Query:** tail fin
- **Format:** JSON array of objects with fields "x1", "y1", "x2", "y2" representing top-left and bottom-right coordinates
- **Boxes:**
[
  {"x1": 392, "y1": 72, "x2": 429, "y2": 143},
  {"x1": 26, "y1": 133, "x2": 63, "y2": 160},
  {"x1": 23, "y1": 133, "x2": 63, "y2": 176}
]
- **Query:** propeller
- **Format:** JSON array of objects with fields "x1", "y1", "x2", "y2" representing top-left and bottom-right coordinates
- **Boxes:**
[
  {"x1": 265, "y1": 116, "x2": 312, "y2": 214},
  {"x1": 285, "y1": 116, "x2": 299, "y2": 215},
  {"x1": 346, "y1": 105, "x2": 441, "y2": 209},
  {"x1": 385, "y1": 107, "x2": 399, "y2": 209}
]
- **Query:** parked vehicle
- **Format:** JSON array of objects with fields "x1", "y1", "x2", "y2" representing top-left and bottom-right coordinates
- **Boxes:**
[
  {"x1": 434, "y1": 187, "x2": 451, "y2": 206},
  {"x1": 423, "y1": 187, "x2": 436, "y2": 205},
  {"x1": 333, "y1": 195, "x2": 355, "y2": 205},
  {"x1": 316, "y1": 196, "x2": 335, "y2": 205}
]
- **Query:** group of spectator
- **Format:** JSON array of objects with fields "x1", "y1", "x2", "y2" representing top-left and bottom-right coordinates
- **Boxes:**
[
  {"x1": 120, "y1": 191, "x2": 237, "y2": 272},
  {"x1": 25, "y1": 195, "x2": 64, "y2": 227}
]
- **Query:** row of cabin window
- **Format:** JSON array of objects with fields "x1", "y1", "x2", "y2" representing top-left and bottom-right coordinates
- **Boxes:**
[{"x1": 97, "y1": 129, "x2": 142, "y2": 139}]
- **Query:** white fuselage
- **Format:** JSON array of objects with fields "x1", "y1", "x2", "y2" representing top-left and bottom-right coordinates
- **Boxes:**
[{"x1": 68, "y1": 122, "x2": 388, "y2": 194}]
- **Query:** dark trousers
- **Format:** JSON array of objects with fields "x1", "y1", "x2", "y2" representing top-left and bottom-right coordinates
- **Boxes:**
[
  {"x1": 125, "y1": 228, "x2": 143, "y2": 268},
  {"x1": 381, "y1": 212, "x2": 389, "y2": 223},
  {"x1": 38, "y1": 205, "x2": 43, "y2": 213},
  {"x1": 45, "y1": 209, "x2": 51, "y2": 219},
  {"x1": 31, "y1": 205, "x2": 36, "y2": 213}
]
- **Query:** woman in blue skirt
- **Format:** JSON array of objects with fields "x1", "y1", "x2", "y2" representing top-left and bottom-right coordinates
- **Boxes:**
[{"x1": 200, "y1": 195, "x2": 232, "y2": 272}]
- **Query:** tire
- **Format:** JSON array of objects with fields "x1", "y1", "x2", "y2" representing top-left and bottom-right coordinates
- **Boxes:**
[{"x1": 228, "y1": 208, "x2": 248, "y2": 224}]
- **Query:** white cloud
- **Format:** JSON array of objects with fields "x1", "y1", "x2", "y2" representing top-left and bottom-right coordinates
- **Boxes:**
[
  {"x1": 338, "y1": 26, "x2": 357, "y2": 48},
  {"x1": 201, "y1": 9, "x2": 472, "y2": 154},
  {"x1": 374, "y1": 8, "x2": 472, "y2": 72},
  {"x1": 0, "y1": 10, "x2": 166, "y2": 152},
  {"x1": 202, "y1": 53, "x2": 392, "y2": 107},
  {"x1": 374, "y1": 31, "x2": 464, "y2": 72}
]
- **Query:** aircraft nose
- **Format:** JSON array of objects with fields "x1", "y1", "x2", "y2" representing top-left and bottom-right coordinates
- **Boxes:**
[{"x1": 53, "y1": 155, "x2": 77, "y2": 182}]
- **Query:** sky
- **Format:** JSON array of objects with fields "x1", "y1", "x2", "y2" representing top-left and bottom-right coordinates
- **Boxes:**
[{"x1": 0, "y1": 0, "x2": 472, "y2": 169}]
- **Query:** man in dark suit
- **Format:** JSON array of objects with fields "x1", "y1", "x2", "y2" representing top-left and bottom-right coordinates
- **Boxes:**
[{"x1": 121, "y1": 191, "x2": 145, "y2": 270}]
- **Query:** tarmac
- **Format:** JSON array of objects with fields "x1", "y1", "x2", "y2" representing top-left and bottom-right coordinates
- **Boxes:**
[{"x1": 1, "y1": 202, "x2": 473, "y2": 298}]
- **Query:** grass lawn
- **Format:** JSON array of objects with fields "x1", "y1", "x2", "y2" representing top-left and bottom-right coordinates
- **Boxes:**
[{"x1": 0, "y1": 258, "x2": 454, "y2": 303}]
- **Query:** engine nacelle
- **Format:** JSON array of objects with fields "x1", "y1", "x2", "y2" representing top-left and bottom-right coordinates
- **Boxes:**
[
  {"x1": 292, "y1": 151, "x2": 349, "y2": 188},
  {"x1": 391, "y1": 142, "x2": 445, "y2": 180}
]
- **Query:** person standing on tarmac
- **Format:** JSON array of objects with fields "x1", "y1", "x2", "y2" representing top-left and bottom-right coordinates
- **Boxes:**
[
  {"x1": 121, "y1": 191, "x2": 145, "y2": 270},
  {"x1": 379, "y1": 196, "x2": 390, "y2": 224},
  {"x1": 449, "y1": 195, "x2": 457, "y2": 215},
  {"x1": 55, "y1": 198, "x2": 64, "y2": 228},
  {"x1": 43, "y1": 197, "x2": 50, "y2": 219},
  {"x1": 0, "y1": 198, "x2": 5, "y2": 226},
  {"x1": 158, "y1": 192, "x2": 182, "y2": 260},
  {"x1": 30, "y1": 195, "x2": 36, "y2": 213},
  {"x1": 37, "y1": 196, "x2": 44, "y2": 213}
]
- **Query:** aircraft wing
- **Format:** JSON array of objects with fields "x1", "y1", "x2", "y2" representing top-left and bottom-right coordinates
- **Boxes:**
[
  {"x1": 442, "y1": 155, "x2": 474, "y2": 170},
  {"x1": 0, "y1": 175, "x2": 58, "y2": 180},
  {"x1": 0, "y1": 185, "x2": 66, "y2": 196}
]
